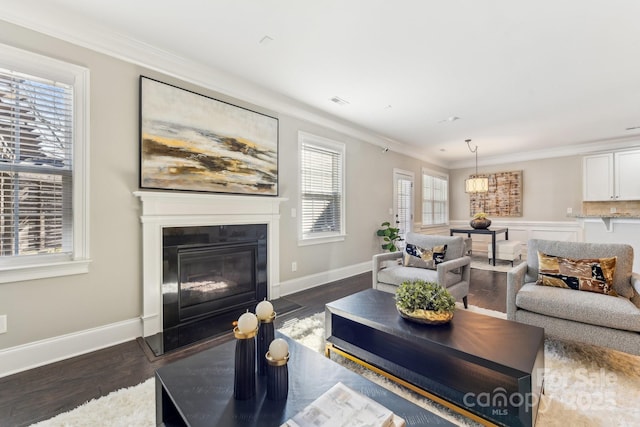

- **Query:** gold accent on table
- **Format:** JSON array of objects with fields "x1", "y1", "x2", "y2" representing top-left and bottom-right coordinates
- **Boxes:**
[
  {"x1": 260, "y1": 311, "x2": 277, "y2": 324},
  {"x1": 396, "y1": 306, "x2": 454, "y2": 325},
  {"x1": 233, "y1": 327, "x2": 258, "y2": 339},
  {"x1": 265, "y1": 352, "x2": 290, "y2": 366}
]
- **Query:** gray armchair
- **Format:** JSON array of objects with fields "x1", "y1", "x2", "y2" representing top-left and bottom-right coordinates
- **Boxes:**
[
  {"x1": 372, "y1": 232, "x2": 470, "y2": 307},
  {"x1": 507, "y1": 239, "x2": 640, "y2": 356}
]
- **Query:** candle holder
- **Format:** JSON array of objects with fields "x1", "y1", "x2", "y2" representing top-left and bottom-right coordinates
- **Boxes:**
[
  {"x1": 233, "y1": 326, "x2": 258, "y2": 400},
  {"x1": 266, "y1": 351, "x2": 289, "y2": 400},
  {"x1": 257, "y1": 311, "x2": 276, "y2": 376}
]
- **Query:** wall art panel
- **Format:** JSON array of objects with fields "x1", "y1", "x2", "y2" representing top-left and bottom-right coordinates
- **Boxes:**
[
  {"x1": 139, "y1": 76, "x2": 278, "y2": 195},
  {"x1": 470, "y1": 171, "x2": 522, "y2": 217}
]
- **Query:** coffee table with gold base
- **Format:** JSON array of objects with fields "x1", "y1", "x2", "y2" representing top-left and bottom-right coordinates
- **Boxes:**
[{"x1": 325, "y1": 289, "x2": 544, "y2": 427}]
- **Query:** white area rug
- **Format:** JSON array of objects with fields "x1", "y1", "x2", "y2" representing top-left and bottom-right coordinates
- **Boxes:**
[
  {"x1": 470, "y1": 254, "x2": 524, "y2": 272},
  {"x1": 31, "y1": 305, "x2": 640, "y2": 426},
  {"x1": 30, "y1": 379, "x2": 155, "y2": 426}
]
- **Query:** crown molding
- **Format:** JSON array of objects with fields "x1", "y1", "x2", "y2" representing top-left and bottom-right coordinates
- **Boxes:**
[
  {"x1": 8, "y1": 4, "x2": 625, "y2": 170},
  {"x1": 449, "y1": 135, "x2": 640, "y2": 169},
  {"x1": 0, "y1": 5, "x2": 447, "y2": 168}
]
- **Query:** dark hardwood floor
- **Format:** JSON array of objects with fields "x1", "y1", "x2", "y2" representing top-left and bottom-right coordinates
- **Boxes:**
[{"x1": 0, "y1": 268, "x2": 505, "y2": 427}]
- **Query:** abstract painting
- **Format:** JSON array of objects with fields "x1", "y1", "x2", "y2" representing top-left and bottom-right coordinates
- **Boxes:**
[
  {"x1": 139, "y1": 76, "x2": 278, "y2": 195},
  {"x1": 470, "y1": 170, "x2": 522, "y2": 217}
]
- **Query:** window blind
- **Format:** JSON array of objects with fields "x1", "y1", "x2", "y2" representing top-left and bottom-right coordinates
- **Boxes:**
[
  {"x1": 0, "y1": 68, "x2": 73, "y2": 257},
  {"x1": 396, "y1": 178, "x2": 412, "y2": 236},
  {"x1": 422, "y1": 172, "x2": 448, "y2": 226},
  {"x1": 300, "y1": 142, "x2": 343, "y2": 238}
]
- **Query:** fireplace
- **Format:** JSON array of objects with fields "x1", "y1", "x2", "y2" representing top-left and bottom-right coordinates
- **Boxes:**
[
  {"x1": 162, "y1": 224, "x2": 267, "y2": 331},
  {"x1": 134, "y1": 191, "x2": 285, "y2": 356}
]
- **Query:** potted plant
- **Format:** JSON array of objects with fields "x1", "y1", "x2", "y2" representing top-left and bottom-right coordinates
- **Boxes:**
[
  {"x1": 470, "y1": 212, "x2": 491, "y2": 229},
  {"x1": 376, "y1": 221, "x2": 402, "y2": 252},
  {"x1": 395, "y1": 280, "x2": 456, "y2": 324}
]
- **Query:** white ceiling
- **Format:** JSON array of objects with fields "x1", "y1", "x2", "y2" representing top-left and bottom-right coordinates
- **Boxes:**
[{"x1": 2, "y1": 0, "x2": 640, "y2": 167}]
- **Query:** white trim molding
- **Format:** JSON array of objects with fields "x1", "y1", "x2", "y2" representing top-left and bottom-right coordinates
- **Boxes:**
[
  {"x1": 279, "y1": 260, "x2": 372, "y2": 297},
  {"x1": 0, "y1": 42, "x2": 91, "y2": 283},
  {"x1": 0, "y1": 318, "x2": 140, "y2": 378},
  {"x1": 134, "y1": 191, "x2": 287, "y2": 337}
]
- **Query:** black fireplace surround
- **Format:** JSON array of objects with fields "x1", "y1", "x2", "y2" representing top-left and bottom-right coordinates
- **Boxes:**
[{"x1": 146, "y1": 224, "x2": 267, "y2": 356}]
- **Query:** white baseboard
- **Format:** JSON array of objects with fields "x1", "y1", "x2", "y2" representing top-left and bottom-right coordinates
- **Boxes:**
[
  {"x1": 279, "y1": 261, "x2": 372, "y2": 297},
  {"x1": 0, "y1": 262, "x2": 373, "y2": 378},
  {"x1": 0, "y1": 318, "x2": 142, "y2": 378}
]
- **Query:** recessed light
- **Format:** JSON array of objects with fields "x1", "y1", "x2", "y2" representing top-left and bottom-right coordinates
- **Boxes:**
[
  {"x1": 329, "y1": 96, "x2": 349, "y2": 106},
  {"x1": 438, "y1": 116, "x2": 460, "y2": 123}
]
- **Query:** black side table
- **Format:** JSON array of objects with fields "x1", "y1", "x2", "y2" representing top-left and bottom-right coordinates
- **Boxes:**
[{"x1": 450, "y1": 227, "x2": 508, "y2": 266}]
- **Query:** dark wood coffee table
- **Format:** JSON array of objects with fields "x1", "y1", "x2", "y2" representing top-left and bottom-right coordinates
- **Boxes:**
[
  {"x1": 325, "y1": 289, "x2": 544, "y2": 427},
  {"x1": 156, "y1": 331, "x2": 455, "y2": 426}
]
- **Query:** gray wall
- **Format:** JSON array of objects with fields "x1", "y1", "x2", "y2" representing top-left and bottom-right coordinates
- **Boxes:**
[
  {"x1": 0, "y1": 20, "x2": 437, "y2": 349},
  {"x1": 449, "y1": 156, "x2": 583, "y2": 221}
]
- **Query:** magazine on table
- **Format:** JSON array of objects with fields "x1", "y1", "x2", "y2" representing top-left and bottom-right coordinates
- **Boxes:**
[{"x1": 281, "y1": 382, "x2": 405, "y2": 427}]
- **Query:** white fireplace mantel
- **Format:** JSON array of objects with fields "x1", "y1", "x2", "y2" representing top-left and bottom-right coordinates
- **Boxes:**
[{"x1": 134, "y1": 191, "x2": 287, "y2": 337}]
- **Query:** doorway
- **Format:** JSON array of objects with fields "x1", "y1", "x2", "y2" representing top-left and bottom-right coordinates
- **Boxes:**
[{"x1": 393, "y1": 169, "x2": 414, "y2": 244}]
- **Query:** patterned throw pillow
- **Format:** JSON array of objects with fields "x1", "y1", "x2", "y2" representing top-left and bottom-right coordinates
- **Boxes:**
[
  {"x1": 402, "y1": 243, "x2": 447, "y2": 270},
  {"x1": 536, "y1": 251, "x2": 617, "y2": 296}
]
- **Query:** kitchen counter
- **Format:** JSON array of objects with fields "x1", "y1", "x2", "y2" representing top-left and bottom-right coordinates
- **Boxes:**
[
  {"x1": 569, "y1": 214, "x2": 640, "y2": 232},
  {"x1": 568, "y1": 213, "x2": 640, "y2": 219}
]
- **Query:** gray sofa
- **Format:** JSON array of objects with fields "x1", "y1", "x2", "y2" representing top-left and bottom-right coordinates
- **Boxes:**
[
  {"x1": 372, "y1": 232, "x2": 470, "y2": 307},
  {"x1": 507, "y1": 239, "x2": 640, "y2": 356}
]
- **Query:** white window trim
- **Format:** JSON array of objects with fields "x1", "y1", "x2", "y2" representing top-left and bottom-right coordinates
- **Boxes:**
[
  {"x1": 297, "y1": 131, "x2": 346, "y2": 246},
  {"x1": 0, "y1": 43, "x2": 91, "y2": 283},
  {"x1": 421, "y1": 167, "x2": 449, "y2": 228}
]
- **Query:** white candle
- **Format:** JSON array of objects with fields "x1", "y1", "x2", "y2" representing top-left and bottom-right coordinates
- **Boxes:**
[
  {"x1": 269, "y1": 338, "x2": 289, "y2": 360},
  {"x1": 255, "y1": 300, "x2": 274, "y2": 320},
  {"x1": 237, "y1": 312, "x2": 258, "y2": 334}
]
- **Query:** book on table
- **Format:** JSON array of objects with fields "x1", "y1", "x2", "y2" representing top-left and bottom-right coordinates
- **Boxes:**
[{"x1": 281, "y1": 382, "x2": 405, "y2": 427}]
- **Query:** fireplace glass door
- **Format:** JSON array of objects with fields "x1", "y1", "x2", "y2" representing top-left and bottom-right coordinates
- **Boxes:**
[
  {"x1": 178, "y1": 245, "x2": 256, "y2": 320},
  {"x1": 178, "y1": 243, "x2": 256, "y2": 321}
]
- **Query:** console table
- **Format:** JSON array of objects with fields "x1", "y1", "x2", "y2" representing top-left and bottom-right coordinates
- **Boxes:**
[
  {"x1": 156, "y1": 332, "x2": 454, "y2": 426},
  {"x1": 450, "y1": 227, "x2": 508, "y2": 265}
]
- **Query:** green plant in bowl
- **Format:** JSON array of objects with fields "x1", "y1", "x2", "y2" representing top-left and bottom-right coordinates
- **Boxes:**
[{"x1": 395, "y1": 280, "x2": 456, "y2": 324}]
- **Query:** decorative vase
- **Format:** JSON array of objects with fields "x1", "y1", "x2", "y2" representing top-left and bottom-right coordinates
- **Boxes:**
[
  {"x1": 397, "y1": 306, "x2": 454, "y2": 325},
  {"x1": 266, "y1": 352, "x2": 289, "y2": 400},
  {"x1": 233, "y1": 326, "x2": 257, "y2": 400},
  {"x1": 470, "y1": 218, "x2": 491, "y2": 229},
  {"x1": 257, "y1": 312, "x2": 276, "y2": 376}
]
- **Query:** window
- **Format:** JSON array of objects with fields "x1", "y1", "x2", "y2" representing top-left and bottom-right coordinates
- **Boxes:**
[
  {"x1": 298, "y1": 132, "x2": 345, "y2": 244},
  {"x1": 0, "y1": 43, "x2": 89, "y2": 283},
  {"x1": 422, "y1": 168, "x2": 448, "y2": 226}
]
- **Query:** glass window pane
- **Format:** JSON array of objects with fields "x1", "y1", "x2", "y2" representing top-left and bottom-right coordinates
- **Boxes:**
[{"x1": 299, "y1": 134, "x2": 345, "y2": 240}]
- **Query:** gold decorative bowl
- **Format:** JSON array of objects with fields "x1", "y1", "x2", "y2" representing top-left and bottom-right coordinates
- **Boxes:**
[{"x1": 397, "y1": 306, "x2": 454, "y2": 325}]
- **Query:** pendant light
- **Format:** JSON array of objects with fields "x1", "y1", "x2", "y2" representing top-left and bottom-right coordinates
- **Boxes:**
[{"x1": 464, "y1": 139, "x2": 489, "y2": 193}]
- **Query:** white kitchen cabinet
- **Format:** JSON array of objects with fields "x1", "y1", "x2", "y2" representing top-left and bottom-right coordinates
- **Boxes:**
[
  {"x1": 583, "y1": 153, "x2": 613, "y2": 201},
  {"x1": 583, "y1": 150, "x2": 640, "y2": 201},
  {"x1": 614, "y1": 150, "x2": 640, "y2": 200}
]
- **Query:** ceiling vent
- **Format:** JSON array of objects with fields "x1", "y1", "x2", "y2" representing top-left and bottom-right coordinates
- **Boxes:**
[{"x1": 329, "y1": 96, "x2": 349, "y2": 106}]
